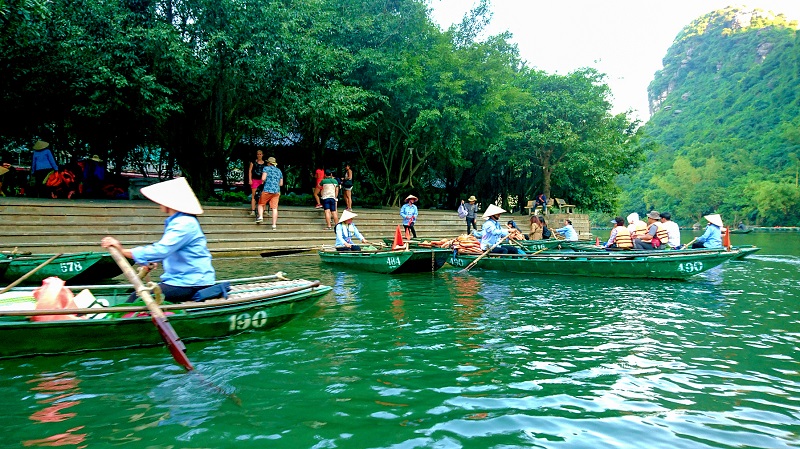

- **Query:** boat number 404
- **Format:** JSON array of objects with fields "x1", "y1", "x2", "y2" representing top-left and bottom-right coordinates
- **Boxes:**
[
  {"x1": 60, "y1": 261, "x2": 83, "y2": 273},
  {"x1": 677, "y1": 261, "x2": 703, "y2": 273},
  {"x1": 228, "y1": 311, "x2": 270, "y2": 331}
]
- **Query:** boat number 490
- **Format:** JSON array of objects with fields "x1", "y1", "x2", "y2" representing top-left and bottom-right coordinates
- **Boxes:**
[
  {"x1": 677, "y1": 261, "x2": 703, "y2": 273},
  {"x1": 228, "y1": 311, "x2": 269, "y2": 331},
  {"x1": 60, "y1": 261, "x2": 83, "y2": 273}
]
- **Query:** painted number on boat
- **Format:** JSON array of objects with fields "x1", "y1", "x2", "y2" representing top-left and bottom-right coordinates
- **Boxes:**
[
  {"x1": 386, "y1": 257, "x2": 402, "y2": 268},
  {"x1": 228, "y1": 311, "x2": 269, "y2": 331},
  {"x1": 449, "y1": 257, "x2": 465, "y2": 267},
  {"x1": 60, "y1": 261, "x2": 83, "y2": 273},
  {"x1": 677, "y1": 261, "x2": 703, "y2": 273}
]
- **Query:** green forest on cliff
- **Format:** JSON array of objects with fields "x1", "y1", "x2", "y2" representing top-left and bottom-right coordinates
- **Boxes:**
[{"x1": 619, "y1": 7, "x2": 800, "y2": 226}]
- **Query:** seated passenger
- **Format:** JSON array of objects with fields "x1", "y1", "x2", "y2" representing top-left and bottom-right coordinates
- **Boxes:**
[
  {"x1": 633, "y1": 210, "x2": 668, "y2": 250},
  {"x1": 604, "y1": 216, "x2": 633, "y2": 249}
]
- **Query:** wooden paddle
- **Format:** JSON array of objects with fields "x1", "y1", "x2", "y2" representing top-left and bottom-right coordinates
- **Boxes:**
[
  {"x1": 460, "y1": 235, "x2": 509, "y2": 273},
  {"x1": 107, "y1": 247, "x2": 193, "y2": 371},
  {"x1": 681, "y1": 238, "x2": 698, "y2": 250},
  {"x1": 0, "y1": 253, "x2": 62, "y2": 294}
]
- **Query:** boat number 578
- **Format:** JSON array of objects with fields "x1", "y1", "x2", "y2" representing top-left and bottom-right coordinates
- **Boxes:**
[
  {"x1": 228, "y1": 311, "x2": 269, "y2": 331},
  {"x1": 60, "y1": 261, "x2": 83, "y2": 273},
  {"x1": 677, "y1": 261, "x2": 703, "y2": 273}
]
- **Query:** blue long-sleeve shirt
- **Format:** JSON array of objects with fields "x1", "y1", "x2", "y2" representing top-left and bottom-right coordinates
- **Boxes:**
[
  {"x1": 31, "y1": 149, "x2": 58, "y2": 172},
  {"x1": 335, "y1": 222, "x2": 364, "y2": 247},
  {"x1": 555, "y1": 224, "x2": 578, "y2": 241},
  {"x1": 696, "y1": 224, "x2": 722, "y2": 248},
  {"x1": 130, "y1": 212, "x2": 215, "y2": 287},
  {"x1": 400, "y1": 203, "x2": 418, "y2": 226},
  {"x1": 472, "y1": 218, "x2": 509, "y2": 250}
]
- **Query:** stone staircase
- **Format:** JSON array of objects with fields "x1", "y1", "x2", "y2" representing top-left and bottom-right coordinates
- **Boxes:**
[{"x1": 0, "y1": 198, "x2": 593, "y2": 256}]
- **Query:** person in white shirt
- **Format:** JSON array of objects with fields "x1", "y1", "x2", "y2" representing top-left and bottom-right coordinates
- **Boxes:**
[{"x1": 660, "y1": 212, "x2": 681, "y2": 249}]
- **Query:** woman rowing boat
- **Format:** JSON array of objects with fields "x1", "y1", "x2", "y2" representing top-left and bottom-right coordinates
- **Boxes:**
[{"x1": 100, "y1": 177, "x2": 215, "y2": 303}]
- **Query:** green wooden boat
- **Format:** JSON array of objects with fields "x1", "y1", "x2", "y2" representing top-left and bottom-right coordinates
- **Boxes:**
[
  {"x1": 0, "y1": 258, "x2": 10, "y2": 279},
  {"x1": 448, "y1": 248, "x2": 742, "y2": 280},
  {"x1": 0, "y1": 274, "x2": 331, "y2": 359},
  {"x1": 1, "y1": 252, "x2": 123, "y2": 285},
  {"x1": 731, "y1": 245, "x2": 760, "y2": 259},
  {"x1": 729, "y1": 228, "x2": 753, "y2": 234},
  {"x1": 319, "y1": 247, "x2": 452, "y2": 274},
  {"x1": 516, "y1": 239, "x2": 602, "y2": 252}
]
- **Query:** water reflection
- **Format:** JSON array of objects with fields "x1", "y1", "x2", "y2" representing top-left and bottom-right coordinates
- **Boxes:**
[{"x1": 23, "y1": 372, "x2": 86, "y2": 447}]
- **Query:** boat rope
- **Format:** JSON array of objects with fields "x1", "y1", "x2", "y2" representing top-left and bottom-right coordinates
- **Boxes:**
[{"x1": 136, "y1": 281, "x2": 164, "y2": 305}]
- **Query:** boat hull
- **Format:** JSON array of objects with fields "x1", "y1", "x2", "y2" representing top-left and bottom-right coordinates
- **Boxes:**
[
  {"x1": 0, "y1": 277, "x2": 331, "y2": 359},
  {"x1": 1, "y1": 252, "x2": 122, "y2": 285},
  {"x1": 448, "y1": 249, "x2": 740, "y2": 280},
  {"x1": 319, "y1": 248, "x2": 451, "y2": 274}
]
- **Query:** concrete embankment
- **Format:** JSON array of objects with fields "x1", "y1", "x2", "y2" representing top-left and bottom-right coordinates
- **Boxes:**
[{"x1": 0, "y1": 198, "x2": 591, "y2": 256}]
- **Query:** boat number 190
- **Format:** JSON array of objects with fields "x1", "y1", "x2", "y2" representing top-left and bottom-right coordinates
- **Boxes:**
[
  {"x1": 677, "y1": 261, "x2": 703, "y2": 273},
  {"x1": 228, "y1": 311, "x2": 269, "y2": 331},
  {"x1": 60, "y1": 262, "x2": 83, "y2": 273}
]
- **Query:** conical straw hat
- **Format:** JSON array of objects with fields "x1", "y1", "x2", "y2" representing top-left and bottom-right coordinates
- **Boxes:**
[
  {"x1": 140, "y1": 177, "x2": 204, "y2": 215},
  {"x1": 338, "y1": 209, "x2": 358, "y2": 223},
  {"x1": 0, "y1": 166, "x2": 8, "y2": 176},
  {"x1": 482, "y1": 204, "x2": 506, "y2": 218},
  {"x1": 704, "y1": 214, "x2": 723, "y2": 227},
  {"x1": 33, "y1": 140, "x2": 49, "y2": 150}
]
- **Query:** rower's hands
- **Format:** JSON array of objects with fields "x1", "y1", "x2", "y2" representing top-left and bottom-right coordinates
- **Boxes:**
[{"x1": 101, "y1": 236, "x2": 122, "y2": 250}]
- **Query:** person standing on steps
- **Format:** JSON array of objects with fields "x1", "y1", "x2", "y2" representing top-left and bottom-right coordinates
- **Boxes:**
[
  {"x1": 247, "y1": 150, "x2": 266, "y2": 216},
  {"x1": 30, "y1": 140, "x2": 58, "y2": 198},
  {"x1": 342, "y1": 164, "x2": 354, "y2": 211},
  {"x1": 255, "y1": 156, "x2": 283, "y2": 230},
  {"x1": 312, "y1": 165, "x2": 324, "y2": 209},
  {"x1": 320, "y1": 169, "x2": 340, "y2": 230},
  {"x1": 462, "y1": 195, "x2": 479, "y2": 235},
  {"x1": 400, "y1": 194, "x2": 419, "y2": 239}
]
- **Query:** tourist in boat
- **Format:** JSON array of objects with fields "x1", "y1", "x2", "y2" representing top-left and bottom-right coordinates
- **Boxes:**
[
  {"x1": 529, "y1": 215, "x2": 543, "y2": 240},
  {"x1": 247, "y1": 149, "x2": 266, "y2": 216},
  {"x1": 659, "y1": 212, "x2": 681, "y2": 249},
  {"x1": 540, "y1": 216, "x2": 553, "y2": 239},
  {"x1": 626, "y1": 212, "x2": 648, "y2": 236},
  {"x1": 472, "y1": 205, "x2": 524, "y2": 254},
  {"x1": 692, "y1": 214, "x2": 723, "y2": 249},
  {"x1": 100, "y1": 177, "x2": 215, "y2": 303},
  {"x1": 400, "y1": 194, "x2": 419, "y2": 238},
  {"x1": 604, "y1": 216, "x2": 633, "y2": 249},
  {"x1": 555, "y1": 219, "x2": 579, "y2": 241},
  {"x1": 633, "y1": 210, "x2": 669, "y2": 250},
  {"x1": 335, "y1": 210, "x2": 369, "y2": 251},
  {"x1": 462, "y1": 195, "x2": 479, "y2": 235},
  {"x1": 506, "y1": 220, "x2": 527, "y2": 240}
]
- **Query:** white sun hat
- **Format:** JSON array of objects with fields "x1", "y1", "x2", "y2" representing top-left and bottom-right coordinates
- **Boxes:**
[
  {"x1": 482, "y1": 204, "x2": 506, "y2": 218},
  {"x1": 140, "y1": 177, "x2": 204, "y2": 215},
  {"x1": 338, "y1": 209, "x2": 358, "y2": 224},
  {"x1": 704, "y1": 214, "x2": 723, "y2": 227},
  {"x1": 627, "y1": 212, "x2": 639, "y2": 223}
]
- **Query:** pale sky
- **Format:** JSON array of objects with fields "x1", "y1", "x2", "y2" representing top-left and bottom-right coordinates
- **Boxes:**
[{"x1": 428, "y1": 1, "x2": 800, "y2": 122}]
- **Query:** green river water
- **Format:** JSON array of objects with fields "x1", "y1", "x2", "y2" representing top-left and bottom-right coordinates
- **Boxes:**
[{"x1": 1, "y1": 232, "x2": 798, "y2": 448}]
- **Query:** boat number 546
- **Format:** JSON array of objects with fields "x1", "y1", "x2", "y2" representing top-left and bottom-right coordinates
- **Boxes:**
[
  {"x1": 228, "y1": 311, "x2": 269, "y2": 331},
  {"x1": 677, "y1": 261, "x2": 703, "y2": 273},
  {"x1": 60, "y1": 261, "x2": 83, "y2": 273}
]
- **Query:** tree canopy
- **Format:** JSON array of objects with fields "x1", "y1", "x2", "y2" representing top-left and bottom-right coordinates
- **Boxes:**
[{"x1": 1, "y1": 0, "x2": 640, "y2": 208}]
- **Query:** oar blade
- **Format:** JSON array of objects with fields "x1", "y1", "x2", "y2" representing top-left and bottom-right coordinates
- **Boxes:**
[{"x1": 151, "y1": 316, "x2": 193, "y2": 371}]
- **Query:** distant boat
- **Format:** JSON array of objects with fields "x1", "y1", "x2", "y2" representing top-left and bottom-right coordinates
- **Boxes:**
[
  {"x1": 1, "y1": 252, "x2": 122, "y2": 285},
  {"x1": 729, "y1": 228, "x2": 753, "y2": 234}
]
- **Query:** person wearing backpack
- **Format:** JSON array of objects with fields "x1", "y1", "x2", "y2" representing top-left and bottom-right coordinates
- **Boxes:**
[{"x1": 540, "y1": 217, "x2": 553, "y2": 239}]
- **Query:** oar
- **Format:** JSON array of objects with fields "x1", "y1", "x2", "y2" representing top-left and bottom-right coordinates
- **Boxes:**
[
  {"x1": 0, "y1": 253, "x2": 62, "y2": 294},
  {"x1": 107, "y1": 246, "x2": 193, "y2": 371},
  {"x1": 681, "y1": 238, "x2": 698, "y2": 250},
  {"x1": 459, "y1": 235, "x2": 509, "y2": 273}
]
